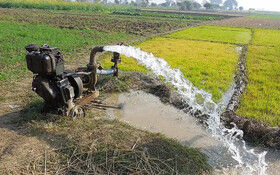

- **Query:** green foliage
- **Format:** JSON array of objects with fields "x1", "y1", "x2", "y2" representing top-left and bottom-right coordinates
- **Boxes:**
[
  {"x1": 210, "y1": 0, "x2": 222, "y2": 4},
  {"x1": 0, "y1": 21, "x2": 133, "y2": 80},
  {"x1": 223, "y1": 0, "x2": 238, "y2": 10},
  {"x1": 0, "y1": 0, "x2": 131, "y2": 12},
  {"x1": 112, "y1": 10, "x2": 223, "y2": 20},
  {"x1": 204, "y1": 3, "x2": 213, "y2": 10},
  {"x1": 167, "y1": 25, "x2": 252, "y2": 44},
  {"x1": 237, "y1": 45, "x2": 280, "y2": 127}
]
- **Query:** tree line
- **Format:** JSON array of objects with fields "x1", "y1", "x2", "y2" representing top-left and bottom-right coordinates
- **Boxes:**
[{"x1": 73, "y1": 0, "x2": 243, "y2": 11}]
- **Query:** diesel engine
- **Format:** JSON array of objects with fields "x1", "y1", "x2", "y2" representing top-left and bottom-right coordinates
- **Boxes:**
[{"x1": 25, "y1": 44, "x2": 121, "y2": 117}]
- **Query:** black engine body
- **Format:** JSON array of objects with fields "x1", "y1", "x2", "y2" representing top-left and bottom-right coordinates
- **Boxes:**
[{"x1": 25, "y1": 44, "x2": 83, "y2": 110}]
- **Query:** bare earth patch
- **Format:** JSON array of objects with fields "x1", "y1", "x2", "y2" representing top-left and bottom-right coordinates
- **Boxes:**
[{"x1": 205, "y1": 17, "x2": 280, "y2": 29}]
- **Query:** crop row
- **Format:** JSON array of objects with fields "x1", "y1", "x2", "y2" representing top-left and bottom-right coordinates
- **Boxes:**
[
  {"x1": 112, "y1": 10, "x2": 224, "y2": 21},
  {"x1": 237, "y1": 29, "x2": 280, "y2": 127}
]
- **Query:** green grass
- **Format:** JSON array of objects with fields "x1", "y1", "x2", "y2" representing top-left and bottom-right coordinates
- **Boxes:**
[
  {"x1": 253, "y1": 28, "x2": 280, "y2": 46},
  {"x1": 0, "y1": 21, "x2": 134, "y2": 80},
  {"x1": 248, "y1": 13, "x2": 280, "y2": 20},
  {"x1": 102, "y1": 37, "x2": 239, "y2": 102},
  {"x1": 237, "y1": 45, "x2": 280, "y2": 127},
  {"x1": 167, "y1": 25, "x2": 252, "y2": 44}
]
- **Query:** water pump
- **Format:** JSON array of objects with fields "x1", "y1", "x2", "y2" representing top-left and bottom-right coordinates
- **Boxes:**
[{"x1": 25, "y1": 44, "x2": 121, "y2": 117}]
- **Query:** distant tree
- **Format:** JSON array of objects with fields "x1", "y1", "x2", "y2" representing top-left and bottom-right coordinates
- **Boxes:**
[
  {"x1": 178, "y1": 1, "x2": 194, "y2": 11},
  {"x1": 160, "y1": 2, "x2": 169, "y2": 7},
  {"x1": 141, "y1": 0, "x2": 149, "y2": 6},
  {"x1": 202, "y1": 0, "x2": 208, "y2": 5},
  {"x1": 178, "y1": 2, "x2": 186, "y2": 10},
  {"x1": 151, "y1": 2, "x2": 157, "y2": 6},
  {"x1": 204, "y1": 2, "x2": 212, "y2": 10},
  {"x1": 223, "y1": 0, "x2": 238, "y2": 10},
  {"x1": 239, "y1": 6, "x2": 244, "y2": 11},
  {"x1": 193, "y1": 1, "x2": 201, "y2": 9},
  {"x1": 210, "y1": 0, "x2": 222, "y2": 4},
  {"x1": 114, "y1": 0, "x2": 119, "y2": 4},
  {"x1": 212, "y1": 3, "x2": 222, "y2": 9},
  {"x1": 130, "y1": 1, "x2": 137, "y2": 6},
  {"x1": 165, "y1": 0, "x2": 173, "y2": 6},
  {"x1": 185, "y1": 1, "x2": 193, "y2": 10}
]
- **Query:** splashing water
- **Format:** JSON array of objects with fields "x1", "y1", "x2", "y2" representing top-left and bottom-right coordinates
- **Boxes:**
[{"x1": 103, "y1": 45, "x2": 268, "y2": 174}]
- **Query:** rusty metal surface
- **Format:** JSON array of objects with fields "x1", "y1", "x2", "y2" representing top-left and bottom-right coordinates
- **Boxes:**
[{"x1": 76, "y1": 91, "x2": 99, "y2": 106}]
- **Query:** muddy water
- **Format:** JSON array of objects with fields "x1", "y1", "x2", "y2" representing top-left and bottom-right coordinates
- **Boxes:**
[{"x1": 105, "y1": 91, "x2": 280, "y2": 174}]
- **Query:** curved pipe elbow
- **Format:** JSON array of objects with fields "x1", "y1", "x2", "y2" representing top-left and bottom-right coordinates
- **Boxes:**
[{"x1": 87, "y1": 46, "x2": 104, "y2": 70}]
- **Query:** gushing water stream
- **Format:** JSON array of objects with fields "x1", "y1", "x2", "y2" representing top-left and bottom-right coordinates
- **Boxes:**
[{"x1": 103, "y1": 45, "x2": 268, "y2": 174}]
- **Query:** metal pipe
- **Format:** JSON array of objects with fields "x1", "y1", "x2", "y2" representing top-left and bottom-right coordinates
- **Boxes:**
[
  {"x1": 86, "y1": 46, "x2": 104, "y2": 91},
  {"x1": 97, "y1": 69, "x2": 114, "y2": 75},
  {"x1": 87, "y1": 46, "x2": 104, "y2": 70}
]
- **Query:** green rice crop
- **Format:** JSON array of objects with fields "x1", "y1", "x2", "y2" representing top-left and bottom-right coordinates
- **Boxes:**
[
  {"x1": 237, "y1": 45, "x2": 280, "y2": 126},
  {"x1": 102, "y1": 37, "x2": 239, "y2": 102},
  {"x1": 252, "y1": 28, "x2": 280, "y2": 46},
  {"x1": 0, "y1": 21, "x2": 133, "y2": 80},
  {"x1": 167, "y1": 25, "x2": 252, "y2": 44}
]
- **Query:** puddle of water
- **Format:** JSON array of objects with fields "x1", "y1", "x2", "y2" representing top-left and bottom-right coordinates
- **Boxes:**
[
  {"x1": 105, "y1": 91, "x2": 241, "y2": 169},
  {"x1": 104, "y1": 90, "x2": 280, "y2": 174}
]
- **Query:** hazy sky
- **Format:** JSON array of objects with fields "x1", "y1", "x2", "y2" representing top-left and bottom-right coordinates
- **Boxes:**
[{"x1": 152, "y1": 0, "x2": 280, "y2": 12}]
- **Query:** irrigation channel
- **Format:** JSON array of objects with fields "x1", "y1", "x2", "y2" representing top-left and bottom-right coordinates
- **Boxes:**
[{"x1": 103, "y1": 45, "x2": 277, "y2": 175}]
